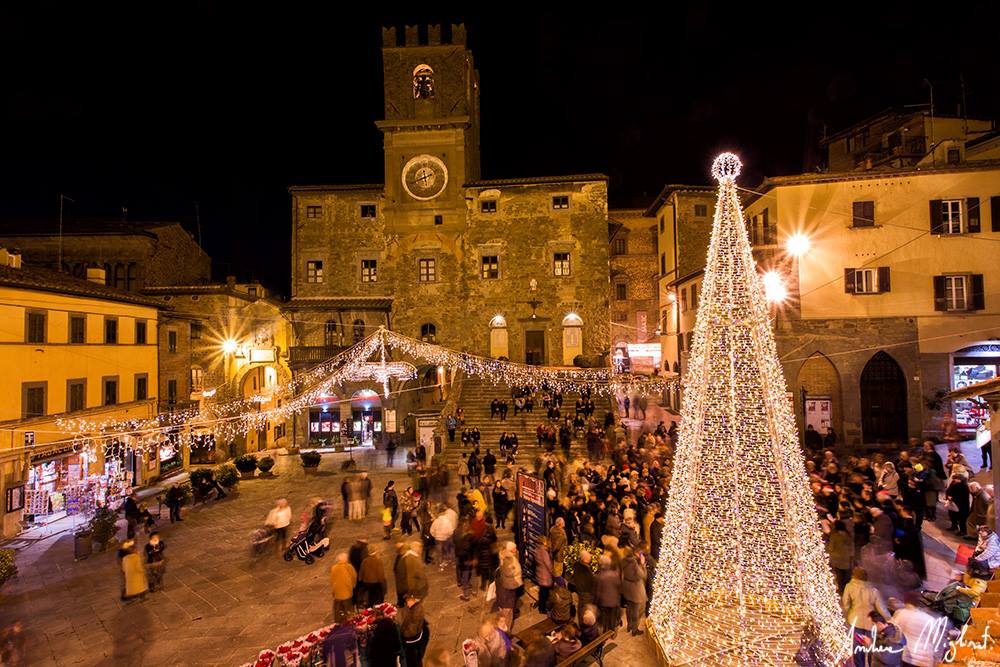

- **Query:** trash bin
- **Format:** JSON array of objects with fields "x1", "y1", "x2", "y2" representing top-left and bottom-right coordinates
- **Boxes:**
[{"x1": 74, "y1": 530, "x2": 93, "y2": 561}]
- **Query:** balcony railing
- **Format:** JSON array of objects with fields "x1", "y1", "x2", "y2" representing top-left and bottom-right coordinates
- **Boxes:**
[{"x1": 289, "y1": 345, "x2": 346, "y2": 367}]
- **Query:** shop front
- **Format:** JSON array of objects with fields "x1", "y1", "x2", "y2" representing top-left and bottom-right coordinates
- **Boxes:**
[
  {"x1": 308, "y1": 394, "x2": 341, "y2": 445},
  {"x1": 350, "y1": 390, "x2": 382, "y2": 447},
  {"x1": 25, "y1": 449, "x2": 102, "y2": 521},
  {"x1": 952, "y1": 344, "x2": 1000, "y2": 432},
  {"x1": 159, "y1": 432, "x2": 183, "y2": 475}
]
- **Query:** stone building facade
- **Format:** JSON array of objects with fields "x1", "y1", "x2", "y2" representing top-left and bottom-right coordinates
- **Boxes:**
[
  {"x1": 608, "y1": 209, "x2": 660, "y2": 372},
  {"x1": 286, "y1": 24, "x2": 611, "y2": 447},
  {"x1": 143, "y1": 280, "x2": 292, "y2": 458},
  {"x1": 0, "y1": 221, "x2": 211, "y2": 292}
]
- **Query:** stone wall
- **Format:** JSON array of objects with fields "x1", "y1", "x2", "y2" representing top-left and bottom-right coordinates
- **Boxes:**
[
  {"x1": 609, "y1": 211, "x2": 659, "y2": 348},
  {"x1": 776, "y1": 316, "x2": 922, "y2": 447}
]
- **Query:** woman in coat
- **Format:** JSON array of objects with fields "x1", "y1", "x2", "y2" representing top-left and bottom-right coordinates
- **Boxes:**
[
  {"x1": 826, "y1": 520, "x2": 853, "y2": 593},
  {"x1": 533, "y1": 536, "x2": 554, "y2": 612},
  {"x1": 946, "y1": 473, "x2": 971, "y2": 536},
  {"x1": 120, "y1": 541, "x2": 149, "y2": 600},
  {"x1": 878, "y1": 461, "x2": 900, "y2": 498},
  {"x1": 620, "y1": 548, "x2": 647, "y2": 635}
]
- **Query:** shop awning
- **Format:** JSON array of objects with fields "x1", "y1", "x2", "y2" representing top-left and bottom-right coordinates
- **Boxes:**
[{"x1": 946, "y1": 377, "x2": 1000, "y2": 401}]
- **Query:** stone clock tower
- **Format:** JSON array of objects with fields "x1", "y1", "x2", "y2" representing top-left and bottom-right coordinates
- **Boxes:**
[{"x1": 377, "y1": 24, "x2": 480, "y2": 226}]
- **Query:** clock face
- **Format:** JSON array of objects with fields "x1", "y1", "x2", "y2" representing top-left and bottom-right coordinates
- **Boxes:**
[{"x1": 401, "y1": 154, "x2": 448, "y2": 201}]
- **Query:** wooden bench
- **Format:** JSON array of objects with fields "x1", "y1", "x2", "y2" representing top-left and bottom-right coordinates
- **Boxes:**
[{"x1": 556, "y1": 630, "x2": 615, "y2": 667}]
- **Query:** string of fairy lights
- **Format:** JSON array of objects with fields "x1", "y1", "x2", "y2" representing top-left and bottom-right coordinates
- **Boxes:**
[
  {"x1": 52, "y1": 327, "x2": 678, "y2": 460},
  {"x1": 647, "y1": 154, "x2": 850, "y2": 666}
]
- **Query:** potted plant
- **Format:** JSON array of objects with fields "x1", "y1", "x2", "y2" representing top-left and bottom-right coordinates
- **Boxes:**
[
  {"x1": 189, "y1": 469, "x2": 214, "y2": 503},
  {"x1": 235, "y1": 454, "x2": 258, "y2": 479},
  {"x1": 214, "y1": 463, "x2": 239, "y2": 491},
  {"x1": 0, "y1": 549, "x2": 17, "y2": 589},
  {"x1": 340, "y1": 459, "x2": 357, "y2": 472},
  {"x1": 89, "y1": 506, "x2": 119, "y2": 552},
  {"x1": 300, "y1": 451, "x2": 322, "y2": 473},
  {"x1": 257, "y1": 456, "x2": 275, "y2": 476}
]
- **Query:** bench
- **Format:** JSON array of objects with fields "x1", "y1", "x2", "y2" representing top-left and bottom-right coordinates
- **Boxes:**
[{"x1": 556, "y1": 630, "x2": 615, "y2": 667}]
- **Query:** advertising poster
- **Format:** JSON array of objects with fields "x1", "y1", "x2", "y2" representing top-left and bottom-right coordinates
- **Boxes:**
[{"x1": 516, "y1": 472, "x2": 547, "y2": 584}]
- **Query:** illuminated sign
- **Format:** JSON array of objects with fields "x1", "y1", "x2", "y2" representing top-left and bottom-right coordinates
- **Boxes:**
[{"x1": 249, "y1": 348, "x2": 275, "y2": 363}]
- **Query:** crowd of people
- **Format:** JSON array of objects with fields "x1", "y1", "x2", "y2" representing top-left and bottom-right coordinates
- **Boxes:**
[{"x1": 807, "y1": 437, "x2": 1000, "y2": 666}]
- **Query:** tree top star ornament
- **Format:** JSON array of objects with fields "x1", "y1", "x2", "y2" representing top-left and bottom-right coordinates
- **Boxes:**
[{"x1": 646, "y1": 153, "x2": 850, "y2": 666}]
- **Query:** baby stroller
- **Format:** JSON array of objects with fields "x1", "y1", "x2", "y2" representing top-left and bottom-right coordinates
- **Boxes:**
[
  {"x1": 283, "y1": 502, "x2": 332, "y2": 564},
  {"x1": 250, "y1": 526, "x2": 275, "y2": 557}
]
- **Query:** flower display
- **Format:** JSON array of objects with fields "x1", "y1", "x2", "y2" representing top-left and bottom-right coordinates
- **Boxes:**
[
  {"x1": 561, "y1": 541, "x2": 603, "y2": 578},
  {"x1": 242, "y1": 604, "x2": 399, "y2": 666}
]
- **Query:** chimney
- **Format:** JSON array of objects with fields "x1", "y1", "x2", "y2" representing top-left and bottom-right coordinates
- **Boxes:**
[
  {"x1": 226, "y1": 275, "x2": 237, "y2": 288},
  {"x1": 86, "y1": 265, "x2": 107, "y2": 285},
  {"x1": 0, "y1": 247, "x2": 22, "y2": 269}
]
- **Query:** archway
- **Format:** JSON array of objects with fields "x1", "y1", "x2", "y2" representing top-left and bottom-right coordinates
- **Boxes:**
[
  {"x1": 860, "y1": 351, "x2": 908, "y2": 443},
  {"x1": 796, "y1": 352, "x2": 843, "y2": 445},
  {"x1": 489, "y1": 315, "x2": 509, "y2": 359},
  {"x1": 240, "y1": 365, "x2": 280, "y2": 452},
  {"x1": 561, "y1": 313, "x2": 583, "y2": 366}
]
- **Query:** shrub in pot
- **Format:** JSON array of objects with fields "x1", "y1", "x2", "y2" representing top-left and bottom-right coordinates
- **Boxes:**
[
  {"x1": 234, "y1": 454, "x2": 258, "y2": 478},
  {"x1": 300, "y1": 451, "x2": 322, "y2": 469},
  {"x1": 340, "y1": 459, "x2": 357, "y2": 472},
  {"x1": 257, "y1": 456, "x2": 275, "y2": 475},
  {"x1": 214, "y1": 463, "x2": 239, "y2": 490},
  {"x1": 0, "y1": 549, "x2": 17, "y2": 588}
]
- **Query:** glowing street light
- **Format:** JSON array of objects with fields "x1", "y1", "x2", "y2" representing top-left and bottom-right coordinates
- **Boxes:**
[
  {"x1": 221, "y1": 338, "x2": 239, "y2": 355},
  {"x1": 762, "y1": 270, "x2": 788, "y2": 303},
  {"x1": 785, "y1": 232, "x2": 811, "y2": 257}
]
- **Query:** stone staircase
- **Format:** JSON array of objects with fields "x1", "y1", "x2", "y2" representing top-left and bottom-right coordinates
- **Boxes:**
[{"x1": 439, "y1": 375, "x2": 614, "y2": 470}]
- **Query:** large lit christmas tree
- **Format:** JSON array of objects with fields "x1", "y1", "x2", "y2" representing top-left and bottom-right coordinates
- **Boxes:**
[{"x1": 647, "y1": 154, "x2": 850, "y2": 666}]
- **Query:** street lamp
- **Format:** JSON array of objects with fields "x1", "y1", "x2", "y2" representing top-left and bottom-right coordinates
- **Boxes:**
[
  {"x1": 785, "y1": 233, "x2": 811, "y2": 258},
  {"x1": 221, "y1": 338, "x2": 238, "y2": 355},
  {"x1": 762, "y1": 270, "x2": 788, "y2": 303}
]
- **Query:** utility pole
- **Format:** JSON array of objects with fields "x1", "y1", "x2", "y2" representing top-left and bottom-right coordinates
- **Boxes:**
[
  {"x1": 57, "y1": 194, "x2": 75, "y2": 271},
  {"x1": 194, "y1": 201, "x2": 202, "y2": 247}
]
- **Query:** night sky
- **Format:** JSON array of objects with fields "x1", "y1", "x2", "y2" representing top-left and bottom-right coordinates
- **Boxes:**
[{"x1": 2, "y1": 4, "x2": 998, "y2": 295}]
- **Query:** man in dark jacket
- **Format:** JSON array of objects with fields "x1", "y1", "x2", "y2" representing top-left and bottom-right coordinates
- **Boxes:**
[
  {"x1": 165, "y1": 484, "x2": 184, "y2": 523},
  {"x1": 349, "y1": 539, "x2": 368, "y2": 604},
  {"x1": 650, "y1": 512, "x2": 665, "y2": 558},
  {"x1": 571, "y1": 550, "x2": 596, "y2": 624},
  {"x1": 122, "y1": 493, "x2": 140, "y2": 538}
]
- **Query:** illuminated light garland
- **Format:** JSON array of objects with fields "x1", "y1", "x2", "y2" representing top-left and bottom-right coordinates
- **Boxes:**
[
  {"x1": 55, "y1": 322, "x2": 680, "y2": 458},
  {"x1": 346, "y1": 338, "x2": 417, "y2": 398},
  {"x1": 380, "y1": 328, "x2": 676, "y2": 397},
  {"x1": 647, "y1": 153, "x2": 850, "y2": 666}
]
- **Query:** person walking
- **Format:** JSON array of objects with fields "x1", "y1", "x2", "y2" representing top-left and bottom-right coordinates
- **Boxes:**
[
  {"x1": 400, "y1": 487, "x2": 419, "y2": 536},
  {"x1": 341, "y1": 477, "x2": 351, "y2": 519},
  {"x1": 621, "y1": 548, "x2": 647, "y2": 635},
  {"x1": 359, "y1": 472, "x2": 373, "y2": 518},
  {"x1": 266, "y1": 498, "x2": 293, "y2": 555},
  {"x1": 123, "y1": 492, "x2": 140, "y2": 539},
  {"x1": 165, "y1": 484, "x2": 184, "y2": 523},
  {"x1": 533, "y1": 536, "x2": 554, "y2": 612},
  {"x1": 386, "y1": 439, "x2": 398, "y2": 467},
  {"x1": 394, "y1": 541, "x2": 429, "y2": 605},
  {"x1": 348, "y1": 475, "x2": 366, "y2": 521},
  {"x1": 120, "y1": 540, "x2": 149, "y2": 601},
  {"x1": 841, "y1": 567, "x2": 890, "y2": 667},
  {"x1": 571, "y1": 550, "x2": 596, "y2": 624},
  {"x1": 495, "y1": 541, "x2": 522, "y2": 632},
  {"x1": 359, "y1": 545, "x2": 387, "y2": 607},
  {"x1": 330, "y1": 552, "x2": 357, "y2": 623},
  {"x1": 446, "y1": 414, "x2": 457, "y2": 443},
  {"x1": 594, "y1": 555, "x2": 621, "y2": 635},
  {"x1": 144, "y1": 532, "x2": 166, "y2": 592},
  {"x1": 383, "y1": 481, "x2": 399, "y2": 533},
  {"x1": 398, "y1": 595, "x2": 430, "y2": 667}
]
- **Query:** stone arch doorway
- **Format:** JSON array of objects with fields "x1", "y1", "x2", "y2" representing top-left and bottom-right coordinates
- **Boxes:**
[
  {"x1": 561, "y1": 313, "x2": 583, "y2": 366},
  {"x1": 860, "y1": 351, "x2": 908, "y2": 443},
  {"x1": 489, "y1": 315, "x2": 509, "y2": 359},
  {"x1": 240, "y1": 365, "x2": 280, "y2": 452},
  {"x1": 796, "y1": 352, "x2": 843, "y2": 445},
  {"x1": 351, "y1": 390, "x2": 383, "y2": 447}
]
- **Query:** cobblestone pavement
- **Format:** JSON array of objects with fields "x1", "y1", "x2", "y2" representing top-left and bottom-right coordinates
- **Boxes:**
[{"x1": 0, "y1": 451, "x2": 658, "y2": 667}]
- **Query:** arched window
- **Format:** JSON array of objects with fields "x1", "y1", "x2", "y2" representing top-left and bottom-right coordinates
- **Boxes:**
[
  {"x1": 562, "y1": 313, "x2": 583, "y2": 365},
  {"x1": 325, "y1": 320, "x2": 341, "y2": 347},
  {"x1": 104, "y1": 263, "x2": 113, "y2": 286},
  {"x1": 126, "y1": 263, "x2": 138, "y2": 291},
  {"x1": 489, "y1": 315, "x2": 508, "y2": 359},
  {"x1": 353, "y1": 319, "x2": 365, "y2": 345},
  {"x1": 420, "y1": 323, "x2": 437, "y2": 344},
  {"x1": 413, "y1": 64, "x2": 434, "y2": 99}
]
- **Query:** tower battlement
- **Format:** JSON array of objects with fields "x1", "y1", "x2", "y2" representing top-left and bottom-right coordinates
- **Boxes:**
[{"x1": 381, "y1": 23, "x2": 466, "y2": 48}]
